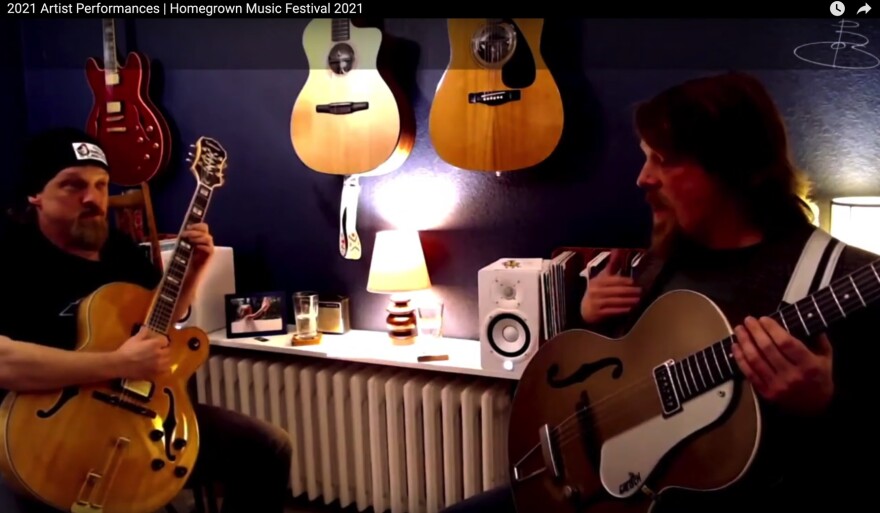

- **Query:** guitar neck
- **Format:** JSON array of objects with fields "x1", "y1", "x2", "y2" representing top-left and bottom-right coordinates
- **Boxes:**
[
  {"x1": 673, "y1": 258, "x2": 880, "y2": 402},
  {"x1": 331, "y1": 18, "x2": 350, "y2": 41},
  {"x1": 102, "y1": 18, "x2": 119, "y2": 82},
  {"x1": 145, "y1": 184, "x2": 215, "y2": 334}
]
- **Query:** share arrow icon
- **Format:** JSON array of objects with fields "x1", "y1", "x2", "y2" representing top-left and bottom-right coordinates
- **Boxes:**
[{"x1": 858, "y1": 3, "x2": 872, "y2": 13}]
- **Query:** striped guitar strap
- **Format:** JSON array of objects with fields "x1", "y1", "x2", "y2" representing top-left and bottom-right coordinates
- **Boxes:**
[{"x1": 781, "y1": 227, "x2": 847, "y2": 306}]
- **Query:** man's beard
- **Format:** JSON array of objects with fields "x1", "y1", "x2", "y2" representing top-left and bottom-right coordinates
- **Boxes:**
[
  {"x1": 646, "y1": 192, "x2": 679, "y2": 257},
  {"x1": 70, "y1": 216, "x2": 108, "y2": 250}
]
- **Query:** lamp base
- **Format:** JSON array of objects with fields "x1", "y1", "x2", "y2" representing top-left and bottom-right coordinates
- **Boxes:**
[{"x1": 385, "y1": 296, "x2": 417, "y2": 345}]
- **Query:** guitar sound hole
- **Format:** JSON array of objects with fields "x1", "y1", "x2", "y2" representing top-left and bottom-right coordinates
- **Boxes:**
[
  {"x1": 328, "y1": 43, "x2": 355, "y2": 75},
  {"x1": 471, "y1": 23, "x2": 517, "y2": 68}
]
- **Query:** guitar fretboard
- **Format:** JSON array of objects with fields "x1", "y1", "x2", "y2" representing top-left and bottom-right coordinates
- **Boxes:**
[
  {"x1": 331, "y1": 18, "x2": 350, "y2": 42},
  {"x1": 102, "y1": 18, "x2": 118, "y2": 77},
  {"x1": 673, "y1": 259, "x2": 880, "y2": 400},
  {"x1": 145, "y1": 184, "x2": 215, "y2": 334}
]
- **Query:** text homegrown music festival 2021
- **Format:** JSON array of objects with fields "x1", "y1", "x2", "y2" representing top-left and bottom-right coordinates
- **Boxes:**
[{"x1": 30, "y1": 2, "x2": 346, "y2": 16}]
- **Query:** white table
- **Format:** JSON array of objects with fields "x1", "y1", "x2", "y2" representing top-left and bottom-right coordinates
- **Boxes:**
[{"x1": 206, "y1": 326, "x2": 522, "y2": 380}]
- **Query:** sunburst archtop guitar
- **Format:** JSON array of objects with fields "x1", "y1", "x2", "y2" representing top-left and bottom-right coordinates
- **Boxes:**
[
  {"x1": 507, "y1": 254, "x2": 880, "y2": 512},
  {"x1": 0, "y1": 137, "x2": 228, "y2": 513},
  {"x1": 85, "y1": 18, "x2": 172, "y2": 186},
  {"x1": 291, "y1": 18, "x2": 415, "y2": 176},
  {"x1": 429, "y1": 18, "x2": 564, "y2": 173}
]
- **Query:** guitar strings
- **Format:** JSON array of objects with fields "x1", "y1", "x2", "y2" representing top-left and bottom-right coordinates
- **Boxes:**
[{"x1": 518, "y1": 274, "x2": 880, "y2": 465}]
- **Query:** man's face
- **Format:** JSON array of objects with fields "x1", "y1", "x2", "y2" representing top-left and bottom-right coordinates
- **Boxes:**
[
  {"x1": 636, "y1": 140, "x2": 720, "y2": 248},
  {"x1": 28, "y1": 165, "x2": 110, "y2": 250}
]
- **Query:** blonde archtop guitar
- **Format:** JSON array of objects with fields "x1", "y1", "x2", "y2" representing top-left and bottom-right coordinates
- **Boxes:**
[{"x1": 0, "y1": 137, "x2": 228, "y2": 513}]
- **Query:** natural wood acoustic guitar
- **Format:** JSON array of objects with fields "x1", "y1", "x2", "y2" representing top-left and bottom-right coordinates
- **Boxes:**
[
  {"x1": 85, "y1": 18, "x2": 172, "y2": 186},
  {"x1": 290, "y1": 18, "x2": 415, "y2": 176},
  {"x1": 429, "y1": 18, "x2": 564, "y2": 172},
  {"x1": 0, "y1": 137, "x2": 229, "y2": 513},
  {"x1": 507, "y1": 256, "x2": 880, "y2": 512}
]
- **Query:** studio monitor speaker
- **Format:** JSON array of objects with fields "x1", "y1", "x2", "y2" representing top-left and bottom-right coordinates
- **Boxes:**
[{"x1": 478, "y1": 258, "x2": 545, "y2": 374}]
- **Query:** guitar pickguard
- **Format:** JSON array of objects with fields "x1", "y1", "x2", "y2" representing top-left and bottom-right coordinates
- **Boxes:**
[
  {"x1": 546, "y1": 358, "x2": 623, "y2": 388},
  {"x1": 502, "y1": 19, "x2": 536, "y2": 89},
  {"x1": 599, "y1": 381, "x2": 735, "y2": 498}
]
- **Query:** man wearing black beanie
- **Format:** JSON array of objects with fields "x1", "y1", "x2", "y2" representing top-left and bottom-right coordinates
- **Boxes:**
[{"x1": 0, "y1": 128, "x2": 292, "y2": 513}]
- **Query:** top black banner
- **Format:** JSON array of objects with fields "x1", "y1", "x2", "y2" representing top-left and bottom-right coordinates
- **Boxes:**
[{"x1": 3, "y1": 1, "x2": 874, "y2": 18}]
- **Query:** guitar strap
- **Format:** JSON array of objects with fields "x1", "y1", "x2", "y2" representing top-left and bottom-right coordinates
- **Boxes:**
[
  {"x1": 781, "y1": 227, "x2": 846, "y2": 305},
  {"x1": 339, "y1": 175, "x2": 362, "y2": 260}
]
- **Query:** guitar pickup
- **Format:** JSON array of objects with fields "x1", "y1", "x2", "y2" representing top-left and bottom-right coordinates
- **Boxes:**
[
  {"x1": 652, "y1": 360, "x2": 682, "y2": 416},
  {"x1": 92, "y1": 391, "x2": 157, "y2": 419},
  {"x1": 316, "y1": 102, "x2": 369, "y2": 115},
  {"x1": 468, "y1": 90, "x2": 521, "y2": 106}
]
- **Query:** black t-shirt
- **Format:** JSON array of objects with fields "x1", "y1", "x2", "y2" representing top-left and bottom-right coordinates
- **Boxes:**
[
  {"x1": 0, "y1": 217, "x2": 162, "y2": 352},
  {"x1": 605, "y1": 223, "x2": 880, "y2": 512}
]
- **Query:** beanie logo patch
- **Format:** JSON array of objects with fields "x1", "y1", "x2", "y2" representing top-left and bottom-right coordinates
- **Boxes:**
[{"x1": 72, "y1": 142, "x2": 107, "y2": 166}]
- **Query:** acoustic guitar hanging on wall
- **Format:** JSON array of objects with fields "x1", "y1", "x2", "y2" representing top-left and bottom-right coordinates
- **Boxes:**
[
  {"x1": 429, "y1": 19, "x2": 564, "y2": 173},
  {"x1": 291, "y1": 18, "x2": 415, "y2": 260},
  {"x1": 85, "y1": 18, "x2": 172, "y2": 186}
]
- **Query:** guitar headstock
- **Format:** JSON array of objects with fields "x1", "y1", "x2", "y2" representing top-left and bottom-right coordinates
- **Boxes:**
[{"x1": 186, "y1": 136, "x2": 228, "y2": 188}]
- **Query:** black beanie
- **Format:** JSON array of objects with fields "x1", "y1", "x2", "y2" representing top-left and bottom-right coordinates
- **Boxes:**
[{"x1": 19, "y1": 127, "x2": 111, "y2": 197}]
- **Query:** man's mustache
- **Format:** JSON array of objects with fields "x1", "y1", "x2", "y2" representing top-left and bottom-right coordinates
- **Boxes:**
[
  {"x1": 79, "y1": 207, "x2": 106, "y2": 218},
  {"x1": 645, "y1": 192, "x2": 668, "y2": 209}
]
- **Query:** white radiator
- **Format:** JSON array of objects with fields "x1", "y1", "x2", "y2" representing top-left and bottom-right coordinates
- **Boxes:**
[{"x1": 194, "y1": 355, "x2": 513, "y2": 513}]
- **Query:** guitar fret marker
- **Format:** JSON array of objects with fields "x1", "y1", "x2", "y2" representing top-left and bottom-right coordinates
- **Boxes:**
[{"x1": 849, "y1": 275, "x2": 866, "y2": 306}]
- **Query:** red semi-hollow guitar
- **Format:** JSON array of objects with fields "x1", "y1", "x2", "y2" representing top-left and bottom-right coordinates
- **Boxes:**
[{"x1": 85, "y1": 18, "x2": 171, "y2": 186}]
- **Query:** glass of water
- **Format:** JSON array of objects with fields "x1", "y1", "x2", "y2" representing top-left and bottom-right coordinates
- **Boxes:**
[
  {"x1": 293, "y1": 291, "x2": 319, "y2": 340},
  {"x1": 417, "y1": 300, "x2": 444, "y2": 339}
]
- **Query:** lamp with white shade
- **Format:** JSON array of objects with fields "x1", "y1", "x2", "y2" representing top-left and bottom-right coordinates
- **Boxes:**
[
  {"x1": 367, "y1": 229, "x2": 432, "y2": 345},
  {"x1": 830, "y1": 196, "x2": 880, "y2": 255}
]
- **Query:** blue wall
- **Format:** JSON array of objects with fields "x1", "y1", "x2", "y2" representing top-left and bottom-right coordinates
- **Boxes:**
[
  {"x1": 10, "y1": 18, "x2": 880, "y2": 339},
  {"x1": 0, "y1": 19, "x2": 27, "y2": 208}
]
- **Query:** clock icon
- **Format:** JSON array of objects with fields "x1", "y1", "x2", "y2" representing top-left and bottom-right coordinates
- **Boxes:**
[{"x1": 831, "y1": 1, "x2": 846, "y2": 15}]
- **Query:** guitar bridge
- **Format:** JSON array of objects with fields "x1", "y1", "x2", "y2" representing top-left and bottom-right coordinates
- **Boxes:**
[
  {"x1": 468, "y1": 90, "x2": 521, "y2": 106},
  {"x1": 316, "y1": 102, "x2": 369, "y2": 115}
]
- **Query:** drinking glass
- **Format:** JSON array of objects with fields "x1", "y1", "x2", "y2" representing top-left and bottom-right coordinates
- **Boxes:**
[
  {"x1": 293, "y1": 291, "x2": 319, "y2": 339},
  {"x1": 417, "y1": 300, "x2": 444, "y2": 339}
]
